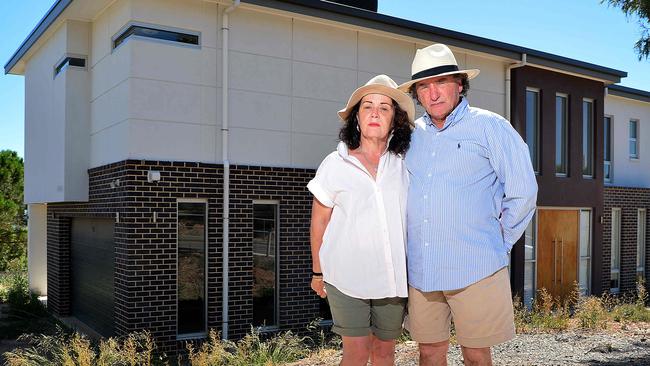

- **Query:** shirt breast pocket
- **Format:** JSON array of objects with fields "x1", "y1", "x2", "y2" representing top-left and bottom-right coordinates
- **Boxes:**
[{"x1": 456, "y1": 140, "x2": 487, "y2": 161}]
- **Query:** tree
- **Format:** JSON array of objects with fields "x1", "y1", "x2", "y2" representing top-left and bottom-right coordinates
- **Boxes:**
[
  {"x1": 0, "y1": 150, "x2": 27, "y2": 272},
  {"x1": 602, "y1": 0, "x2": 650, "y2": 60}
]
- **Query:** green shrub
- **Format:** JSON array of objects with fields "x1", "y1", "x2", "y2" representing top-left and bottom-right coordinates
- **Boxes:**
[
  {"x1": 186, "y1": 329, "x2": 233, "y2": 365},
  {"x1": 611, "y1": 303, "x2": 650, "y2": 322},
  {"x1": 1, "y1": 271, "x2": 47, "y2": 318},
  {"x1": 512, "y1": 295, "x2": 531, "y2": 333},
  {"x1": 575, "y1": 296, "x2": 608, "y2": 329},
  {"x1": 304, "y1": 318, "x2": 340, "y2": 350},
  {"x1": 231, "y1": 327, "x2": 310, "y2": 365},
  {"x1": 514, "y1": 288, "x2": 570, "y2": 333},
  {"x1": 3, "y1": 328, "x2": 161, "y2": 366},
  {"x1": 186, "y1": 327, "x2": 310, "y2": 366}
]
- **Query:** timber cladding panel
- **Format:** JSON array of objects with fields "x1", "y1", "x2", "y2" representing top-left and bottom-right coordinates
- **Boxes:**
[
  {"x1": 46, "y1": 160, "x2": 317, "y2": 352},
  {"x1": 603, "y1": 186, "x2": 650, "y2": 295}
]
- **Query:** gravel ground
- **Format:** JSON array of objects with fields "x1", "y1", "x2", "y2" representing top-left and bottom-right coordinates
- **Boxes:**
[{"x1": 291, "y1": 322, "x2": 650, "y2": 365}]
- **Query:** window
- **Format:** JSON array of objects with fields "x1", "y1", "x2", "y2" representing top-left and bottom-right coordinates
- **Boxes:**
[
  {"x1": 630, "y1": 119, "x2": 639, "y2": 159},
  {"x1": 582, "y1": 100, "x2": 594, "y2": 177},
  {"x1": 526, "y1": 89, "x2": 540, "y2": 173},
  {"x1": 579, "y1": 210, "x2": 592, "y2": 295},
  {"x1": 555, "y1": 94, "x2": 568, "y2": 176},
  {"x1": 638, "y1": 209, "x2": 647, "y2": 280},
  {"x1": 253, "y1": 202, "x2": 278, "y2": 327},
  {"x1": 611, "y1": 208, "x2": 621, "y2": 293},
  {"x1": 54, "y1": 56, "x2": 86, "y2": 77},
  {"x1": 604, "y1": 116, "x2": 612, "y2": 182},
  {"x1": 177, "y1": 201, "x2": 207, "y2": 337},
  {"x1": 113, "y1": 23, "x2": 200, "y2": 49},
  {"x1": 523, "y1": 214, "x2": 537, "y2": 307}
]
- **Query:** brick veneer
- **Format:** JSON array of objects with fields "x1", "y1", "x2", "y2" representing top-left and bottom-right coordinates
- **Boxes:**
[
  {"x1": 603, "y1": 186, "x2": 650, "y2": 294},
  {"x1": 47, "y1": 160, "x2": 316, "y2": 352}
]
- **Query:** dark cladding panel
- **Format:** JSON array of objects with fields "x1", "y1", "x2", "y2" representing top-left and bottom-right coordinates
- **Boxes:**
[{"x1": 71, "y1": 218, "x2": 115, "y2": 337}]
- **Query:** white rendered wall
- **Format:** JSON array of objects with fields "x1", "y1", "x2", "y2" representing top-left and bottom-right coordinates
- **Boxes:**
[
  {"x1": 90, "y1": 0, "x2": 220, "y2": 167},
  {"x1": 90, "y1": 0, "x2": 133, "y2": 167},
  {"x1": 225, "y1": 9, "x2": 508, "y2": 168},
  {"x1": 23, "y1": 20, "x2": 91, "y2": 204},
  {"x1": 85, "y1": 1, "x2": 510, "y2": 170},
  {"x1": 27, "y1": 204, "x2": 47, "y2": 296},
  {"x1": 24, "y1": 24, "x2": 66, "y2": 203},
  {"x1": 605, "y1": 94, "x2": 650, "y2": 188},
  {"x1": 63, "y1": 21, "x2": 91, "y2": 201}
]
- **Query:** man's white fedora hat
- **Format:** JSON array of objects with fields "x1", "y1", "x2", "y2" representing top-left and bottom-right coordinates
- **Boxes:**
[
  {"x1": 398, "y1": 43, "x2": 480, "y2": 92},
  {"x1": 338, "y1": 74, "x2": 415, "y2": 124}
]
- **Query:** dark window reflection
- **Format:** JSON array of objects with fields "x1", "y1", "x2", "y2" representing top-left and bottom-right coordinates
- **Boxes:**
[
  {"x1": 178, "y1": 202, "x2": 206, "y2": 335},
  {"x1": 582, "y1": 101, "x2": 594, "y2": 176},
  {"x1": 525, "y1": 90, "x2": 540, "y2": 172},
  {"x1": 253, "y1": 204, "x2": 277, "y2": 327},
  {"x1": 555, "y1": 95, "x2": 568, "y2": 175},
  {"x1": 54, "y1": 57, "x2": 86, "y2": 76},
  {"x1": 114, "y1": 25, "x2": 199, "y2": 49}
]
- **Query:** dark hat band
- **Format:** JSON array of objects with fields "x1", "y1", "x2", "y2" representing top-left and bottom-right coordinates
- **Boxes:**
[{"x1": 411, "y1": 65, "x2": 459, "y2": 80}]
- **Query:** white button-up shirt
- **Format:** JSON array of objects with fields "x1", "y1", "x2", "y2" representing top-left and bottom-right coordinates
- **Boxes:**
[{"x1": 307, "y1": 141, "x2": 408, "y2": 299}]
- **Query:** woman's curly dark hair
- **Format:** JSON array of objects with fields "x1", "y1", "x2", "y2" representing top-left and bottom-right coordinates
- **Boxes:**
[{"x1": 339, "y1": 99, "x2": 412, "y2": 156}]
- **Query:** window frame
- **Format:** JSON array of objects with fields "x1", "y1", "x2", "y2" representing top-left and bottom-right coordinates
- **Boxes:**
[
  {"x1": 555, "y1": 93, "x2": 569, "y2": 177},
  {"x1": 611, "y1": 207, "x2": 622, "y2": 294},
  {"x1": 629, "y1": 119, "x2": 640, "y2": 160},
  {"x1": 604, "y1": 115, "x2": 613, "y2": 183},
  {"x1": 176, "y1": 199, "x2": 208, "y2": 340},
  {"x1": 252, "y1": 200, "x2": 280, "y2": 330},
  {"x1": 582, "y1": 98, "x2": 595, "y2": 178},
  {"x1": 53, "y1": 54, "x2": 87, "y2": 78},
  {"x1": 523, "y1": 213, "x2": 537, "y2": 307},
  {"x1": 526, "y1": 87, "x2": 541, "y2": 174},
  {"x1": 112, "y1": 21, "x2": 201, "y2": 51},
  {"x1": 579, "y1": 209, "x2": 592, "y2": 296},
  {"x1": 638, "y1": 208, "x2": 647, "y2": 280}
]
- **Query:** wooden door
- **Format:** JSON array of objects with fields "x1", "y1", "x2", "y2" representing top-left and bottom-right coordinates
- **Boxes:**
[{"x1": 537, "y1": 209, "x2": 579, "y2": 301}]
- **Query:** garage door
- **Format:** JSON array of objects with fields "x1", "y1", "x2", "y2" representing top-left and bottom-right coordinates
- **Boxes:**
[{"x1": 71, "y1": 218, "x2": 115, "y2": 337}]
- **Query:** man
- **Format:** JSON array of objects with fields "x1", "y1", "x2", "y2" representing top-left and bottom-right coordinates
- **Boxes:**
[{"x1": 398, "y1": 43, "x2": 537, "y2": 366}]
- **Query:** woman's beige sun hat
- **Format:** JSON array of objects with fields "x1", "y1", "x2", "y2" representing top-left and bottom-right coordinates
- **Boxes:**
[
  {"x1": 338, "y1": 74, "x2": 415, "y2": 124},
  {"x1": 398, "y1": 43, "x2": 480, "y2": 92}
]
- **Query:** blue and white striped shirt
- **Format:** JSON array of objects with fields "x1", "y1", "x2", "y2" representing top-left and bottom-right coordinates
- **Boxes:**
[{"x1": 406, "y1": 98, "x2": 537, "y2": 291}]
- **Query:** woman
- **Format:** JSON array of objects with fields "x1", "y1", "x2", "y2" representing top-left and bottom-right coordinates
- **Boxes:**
[{"x1": 307, "y1": 75, "x2": 414, "y2": 366}]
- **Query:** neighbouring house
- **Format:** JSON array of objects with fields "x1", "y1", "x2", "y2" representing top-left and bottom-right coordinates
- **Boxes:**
[{"x1": 4, "y1": 0, "x2": 649, "y2": 352}]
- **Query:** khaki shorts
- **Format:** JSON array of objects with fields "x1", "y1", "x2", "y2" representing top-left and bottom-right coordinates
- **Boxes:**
[
  {"x1": 404, "y1": 267, "x2": 515, "y2": 348},
  {"x1": 325, "y1": 283, "x2": 406, "y2": 340}
]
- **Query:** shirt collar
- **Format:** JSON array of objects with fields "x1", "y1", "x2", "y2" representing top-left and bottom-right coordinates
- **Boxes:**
[
  {"x1": 422, "y1": 97, "x2": 469, "y2": 131},
  {"x1": 337, "y1": 135, "x2": 393, "y2": 160}
]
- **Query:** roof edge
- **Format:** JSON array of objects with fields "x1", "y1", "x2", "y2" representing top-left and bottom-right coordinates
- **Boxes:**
[
  {"x1": 4, "y1": 0, "x2": 630, "y2": 82},
  {"x1": 609, "y1": 84, "x2": 650, "y2": 103},
  {"x1": 4, "y1": 0, "x2": 73, "y2": 75}
]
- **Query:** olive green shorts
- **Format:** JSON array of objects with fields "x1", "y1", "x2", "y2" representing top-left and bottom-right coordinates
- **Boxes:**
[{"x1": 324, "y1": 283, "x2": 406, "y2": 340}]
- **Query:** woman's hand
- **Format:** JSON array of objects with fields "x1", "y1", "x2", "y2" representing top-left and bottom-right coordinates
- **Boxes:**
[{"x1": 311, "y1": 277, "x2": 327, "y2": 298}]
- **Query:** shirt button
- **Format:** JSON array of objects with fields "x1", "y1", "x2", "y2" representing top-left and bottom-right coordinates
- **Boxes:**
[
  {"x1": 423, "y1": 195, "x2": 427, "y2": 199},
  {"x1": 431, "y1": 152, "x2": 436, "y2": 157},
  {"x1": 423, "y1": 219, "x2": 428, "y2": 223},
  {"x1": 427, "y1": 173, "x2": 432, "y2": 178},
  {"x1": 436, "y1": 132, "x2": 441, "y2": 136},
  {"x1": 425, "y1": 242, "x2": 430, "y2": 246}
]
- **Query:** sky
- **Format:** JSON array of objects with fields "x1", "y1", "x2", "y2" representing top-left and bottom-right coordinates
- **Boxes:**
[{"x1": 0, "y1": 0, "x2": 648, "y2": 158}]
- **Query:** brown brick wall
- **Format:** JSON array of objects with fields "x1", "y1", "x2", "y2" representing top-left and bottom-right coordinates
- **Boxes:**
[
  {"x1": 47, "y1": 160, "x2": 317, "y2": 352},
  {"x1": 603, "y1": 186, "x2": 650, "y2": 294}
]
